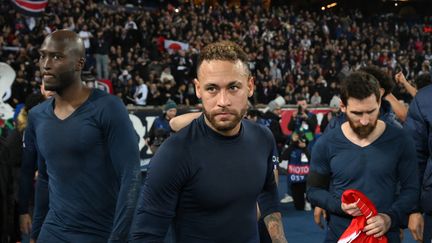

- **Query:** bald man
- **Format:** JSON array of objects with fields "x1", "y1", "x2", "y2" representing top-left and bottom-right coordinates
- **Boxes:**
[{"x1": 24, "y1": 30, "x2": 140, "y2": 242}]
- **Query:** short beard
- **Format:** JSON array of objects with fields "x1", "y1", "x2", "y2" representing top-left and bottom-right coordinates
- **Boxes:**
[
  {"x1": 44, "y1": 70, "x2": 76, "y2": 95},
  {"x1": 348, "y1": 117, "x2": 377, "y2": 139},
  {"x1": 203, "y1": 107, "x2": 246, "y2": 133}
]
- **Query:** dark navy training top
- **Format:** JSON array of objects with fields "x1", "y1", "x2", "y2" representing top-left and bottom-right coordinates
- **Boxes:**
[
  {"x1": 307, "y1": 123, "x2": 419, "y2": 242},
  {"x1": 131, "y1": 115, "x2": 280, "y2": 243},
  {"x1": 25, "y1": 89, "x2": 141, "y2": 243}
]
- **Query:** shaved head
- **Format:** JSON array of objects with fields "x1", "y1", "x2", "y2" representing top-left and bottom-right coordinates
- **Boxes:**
[
  {"x1": 39, "y1": 29, "x2": 86, "y2": 93},
  {"x1": 45, "y1": 29, "x2": 85, "y2": 59}
]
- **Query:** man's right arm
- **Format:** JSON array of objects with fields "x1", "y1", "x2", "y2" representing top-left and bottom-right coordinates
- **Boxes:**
[
  {"x1": 306, "y1": 138, "x2": 345, "y2": 216},
  {"x1": 23, "y1": 115, "x2": 49, "y2": 241},
  {"x1": 130, "y1": 138, "x2": 189, "y2": 241},
  {"x1": 31, "y1": 159, "x2": 49, "y2": 240},
  {"x1": 18, "y1": 141, "x2": 39, "y2": 235}
]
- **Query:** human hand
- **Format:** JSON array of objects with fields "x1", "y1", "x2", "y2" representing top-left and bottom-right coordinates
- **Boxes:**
[
  {"x1": 395, "y1": 72, "x2": 408, "y2": 84},
  {"x1": 364, "y1": 213, "x2": 391, "y2": 238},
  {"x1": 298, "y1": 141, "x2": 306, "y2": 148},
  {"x1": 341, "y1": 200, "x2": 362, "y2": 217},
  {"x1": 19, "y1": 213, "x2": 32, "y2": 234},
  {"x1": 314, "y1": 206, "x2": 327, "y2": 229},
  {"x1": 408, "y1": 212, "x2": 424, "y2": 242},
  {"x1": 30, "y1": 239, "x2": 36, "y2": 243}
]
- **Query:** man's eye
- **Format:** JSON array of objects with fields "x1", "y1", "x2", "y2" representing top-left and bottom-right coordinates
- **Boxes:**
[
  {"x1": 229, "y1": 86, "x2": 239, "y2": 91},
  {"x1": 206, "y1": 87, "x2": 216, "y2": 92},
  {"x1": 53, "y1": 55, "x2": 62, "y2": 60}
]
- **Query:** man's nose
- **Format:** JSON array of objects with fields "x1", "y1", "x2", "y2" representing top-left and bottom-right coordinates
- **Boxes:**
[
  {"x1": 217, "y1": 90, "x2": 230, "y2": 107},
  {"x1": 359, "y1": 114, "x2": 370, "y2": 126},
  {"x1": 41, "y1": 57, "x2": 51, "y2": 70}
]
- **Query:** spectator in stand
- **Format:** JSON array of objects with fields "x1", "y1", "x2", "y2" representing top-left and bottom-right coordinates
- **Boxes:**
[
  {"x1": 310, "y1": 91, "x2": 322, "y2": 106},
  {"x1": 281, "y1": 131, "x2": 311, "y2": 211},
  {"x1": 133, "y1": 77, "x2": 148, "y2": 106},
  {"x1": 146, "y1": 99, "x2": 177, "y2": 153},
  {"x1": 260, "y1": 97, "x2": 288, "y2": 154},
  {"x1": 160, "y1": 66, "x2": 175, "y2": 84},
  {"x1": 320, "y1": 96, "x2": 342, "y2": 133},
  {"x1": 91, "y1": 29, "x2": 111, "y2": 80},
  {"x1": 287, "y1": 96, "x2": 318, "y2": 142},
  {"x1": 395, "y1": 71, "x2": 432, "y2": 98},
  {"x1": 1, "y1": 1, "x2": 431, "y2": 109}
]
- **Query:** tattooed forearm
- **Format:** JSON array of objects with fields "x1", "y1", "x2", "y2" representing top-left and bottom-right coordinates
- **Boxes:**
[{"x1": 264, "y1": 212, "x2": 288, "y2": 243}]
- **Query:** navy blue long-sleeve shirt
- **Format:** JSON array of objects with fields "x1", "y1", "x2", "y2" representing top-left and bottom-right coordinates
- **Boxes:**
[
  {"x1": 18, "y1": 136, "x2": 41, "y2": 215},
  {"x1": 307, "y1": 123, "x2": 419, "y2": 242},
  {"x1": 25, "y1": 89, "x2": 141, "y2": 242},
  {"x1": 131, "y1": 115, "x2": 280, "y2": 242}
]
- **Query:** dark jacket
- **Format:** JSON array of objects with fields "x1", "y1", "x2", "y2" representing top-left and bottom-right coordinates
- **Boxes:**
[{"x1": 405, "y1": 84, "x2": 432, "y2": 214}]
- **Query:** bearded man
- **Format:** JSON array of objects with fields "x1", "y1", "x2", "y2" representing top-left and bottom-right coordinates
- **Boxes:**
[
  {"x1": 306, "y1": 71, "x2": 419, "y2": 243},
  {"x1": 131, "y1": 41, "x2": 287, "y2": 243}
]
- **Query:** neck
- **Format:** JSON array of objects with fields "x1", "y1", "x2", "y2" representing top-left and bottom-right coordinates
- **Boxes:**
[
  {"x1": 54, "y1": 80, "x2": 91, "y2": 108},
  {"x1": 204, "y1": 116, "x2": 241, "y2": 137},
  {"x1": 341, "y1": 120, "x2": 385, "y2": 146}
]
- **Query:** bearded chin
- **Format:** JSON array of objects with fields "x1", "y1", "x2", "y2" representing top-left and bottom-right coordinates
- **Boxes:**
[
  {"x1": 44, "y1": 71, "x2": 76, "y2": 94},
  {"x1": 348, "y1": 119, "x2": 377, "y2": 139},
  {"x1": 203, "y1": 107, "x2": 247, "y2": 132}
]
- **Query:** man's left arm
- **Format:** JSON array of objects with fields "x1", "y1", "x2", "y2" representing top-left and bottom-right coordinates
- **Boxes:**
[
  {"x1": 258, "y1": 134, "x2": 287, "y2": 243},
  {"x1": 379, "y1": 134, "x2": 420, "y2": 232},
  {"x1": 103, "y1": 97, "x2": 141, "y2": 243},
  {"x1": 264, "y1": 212, "x2": 287, "y2": 243}
]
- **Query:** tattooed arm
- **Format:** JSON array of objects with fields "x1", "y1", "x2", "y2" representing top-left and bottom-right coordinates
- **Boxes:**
[{"x1": 264, "y1": 212, "x2": 288, "y2": 243}]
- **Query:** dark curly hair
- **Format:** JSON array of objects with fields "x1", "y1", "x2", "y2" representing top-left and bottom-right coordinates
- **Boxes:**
[
  {"x1": 360, "y1": 65, "x2": 394, "y2": 97},
  {"x1": 197, "y1": 41, "x2": 250, "y2": 77},
  {"x1": 340, "y1": 71, "x2": 380, "y2": 106}
]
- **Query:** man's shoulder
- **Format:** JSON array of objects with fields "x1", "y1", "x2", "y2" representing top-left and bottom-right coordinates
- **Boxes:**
[
  {"x1": 28, "y1": 98, "x2": 51, "y2": 118},
  {"x1": 415, "y1": 84, "x2": 432, "y2": 103},
  {"x1": 243, "y1": 119, "x2": 272, "y2": 134},
  {"x1": 382, "y1": 123, "x2": 412, "y2": 144},
  {"x1": 90, "y1": 89, "x2": 124, "y2": 109}
]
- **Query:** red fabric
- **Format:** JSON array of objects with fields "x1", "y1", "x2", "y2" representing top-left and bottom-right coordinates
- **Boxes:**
[
  {"x1": 13, "y1": 0, "x2": 48, "y2": 11},
  {"x1": 337, "y1": 189, "x2": 388, "y2": 243}
]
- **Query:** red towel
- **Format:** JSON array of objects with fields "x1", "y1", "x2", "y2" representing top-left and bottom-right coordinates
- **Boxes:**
[{"x1": 337, "y1": 189, "x2": 388, "y2": 243}]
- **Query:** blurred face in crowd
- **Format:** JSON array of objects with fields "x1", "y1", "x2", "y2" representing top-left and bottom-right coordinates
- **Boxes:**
[
  {"x1": 297, "y1": 99, "x2": 308, "y2": 111},
  {"x1": 39, "y1": 30, "x2": 85, "y2": 93},
  {"x1": 166, "y1": 108, "x2": 177, "y2": 120},
  {"x1": 342, "y1": 94, "x2": 380, "y2": 139},
  {"x1": 195, "y1": 60, "x2": 253, "y2": 136}
]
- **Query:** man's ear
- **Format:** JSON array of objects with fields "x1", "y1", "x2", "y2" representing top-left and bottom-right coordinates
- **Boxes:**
[
  {"x1": 76, "y1": 57, "x2": 85, "y2": 71},
  {"x1": 247, "y1": 76, "x2": 254, "y2": 97},
  {"x1": 340, "y1": 102, "x2": 346, "y2": 113},
  {"x1": 194, "y1": 78, "x2": 201, "y2": 99}
]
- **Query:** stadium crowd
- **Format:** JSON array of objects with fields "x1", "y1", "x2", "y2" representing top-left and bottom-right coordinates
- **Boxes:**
[
  {"x1": 1, "y1": 1, "x2": 432, "y2": 242},
  {"x1": 1, "y1": 0, "x2": 431, "y2": 110}
]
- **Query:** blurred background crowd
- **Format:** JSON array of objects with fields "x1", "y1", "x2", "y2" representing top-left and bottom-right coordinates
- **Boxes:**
[{"x1": 1, "y1": 0, "x2": 431, "y2": 110}]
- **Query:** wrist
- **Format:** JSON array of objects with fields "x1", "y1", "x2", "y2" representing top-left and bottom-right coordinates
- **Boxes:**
[{"x1": 379, "y1": 213, "x2": 392, "y2": 229}]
